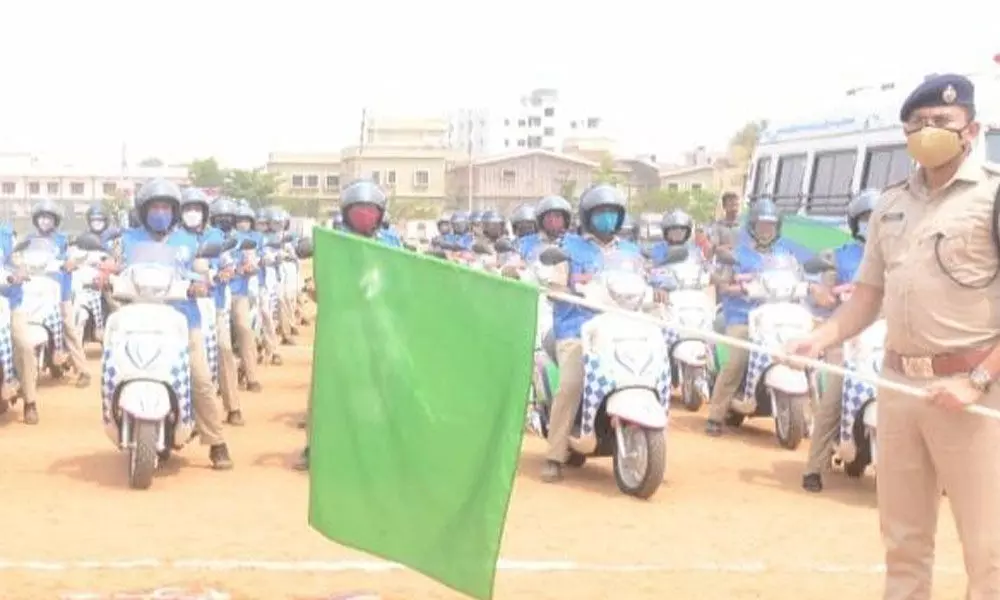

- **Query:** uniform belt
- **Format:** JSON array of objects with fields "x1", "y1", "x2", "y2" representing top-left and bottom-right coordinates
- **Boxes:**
[{"x1": 884, "y1": 347, "x2": 991, "y2": 379}]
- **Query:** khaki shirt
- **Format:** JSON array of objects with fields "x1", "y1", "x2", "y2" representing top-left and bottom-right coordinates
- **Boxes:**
[
  {"x1": 710, "y1": 219, "x2": 741, "y2": 248},
  {"x1": 855, "y1": 159, "x2": 1000, "y2": 355}
]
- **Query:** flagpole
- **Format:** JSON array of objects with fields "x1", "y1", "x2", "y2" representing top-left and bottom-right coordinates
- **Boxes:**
[
  {"x1": 358, "y1": 108, "x2": 367, "y2": 181},
  {"x1": 466, "y1": 111, "x2": 474, "y2": 212}
]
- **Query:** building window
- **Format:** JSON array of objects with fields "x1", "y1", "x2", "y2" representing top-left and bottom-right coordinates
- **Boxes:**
[
  {"x1": 306, "y1": 175, "x2": 319, "y2": 188},
  {"x1": 528, "y1": 117, "x2": 542, "y2": 127},
  {"x1": 47, "y1": 182, "x2": 59, "y2": 195},
  {"x1": 517, "y1": 139, "x2": 526, "y2": 148},
  {"x1": 587, "y1": 118, "x2": 601, "y2": 129},
  {"x1": 501, "y1": 169, "x2": 516, "y2": 184},
  {"x1": 102, "y1": 182, "x2": 117, "y2": 196},
  {"x1": 667, "y1": 182, "x2": 679, "y2": 191},
  {"x1": 28, "y1": 181, "x2": 40, "y2": 195},
  {"x1": 773, "y1": 154, "x2": 808, "y2": 214},
  {"x1": 371, "y1": 171, "x2": 381, "y2": 185},
  {"x1": 570, "y1": 121, "x2": 578, "y2": 129},
  {"x1": 517, "y1": 119, "x2": 525, "y2": 127},
  {"x1": 807, "y1": 150, "x2": 858, "y2": 216},
  {"x1": 291, "y1": 175, "x2": 304, "y2": 188},
  {"x1": 862, "y1": 145, "x2": 913, "y2": 191},
  {"x1": 543, "y1": 127, "x2": 554, "y2": 136},
  {"x1": 751, "y1": 157, "x2": 772, "y2": 199},
  {"x1": 527, "y1": 136, "x2": 542, "y2": 148},
  {"x1": 503, "y1": 119, "x2": 510, "y2": 126},
  {"x1": 70, "y1": 182, "x2": 85, "y2": 195},
  {"x1": 543, "y1": 107, "x2": 554, "y2": 117},
  {"x1": 504, "y1": 140, "x2": 510, "y2": 147},
  {"x1": 413, "y1": 170, "x2": 429, "y2": 187},
  {"x1": 691, "y1": 183, "x2": 703, "y2": 191},
  {"x1": 1, "y1": 182, "x2": 15, "y2": 195},
  {"x1": 386, "y1": 170, "x2": 397, "y2": 185},
  {"x1": 325, "y1": 175, "x2": 339, "y2": 189}
]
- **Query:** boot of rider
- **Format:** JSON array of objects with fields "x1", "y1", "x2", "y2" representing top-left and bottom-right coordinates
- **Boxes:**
[
  {"x1": 216, "y1": 318, "x2": 244, "y2": 425},
  {"x1": 10, "y1": 310, "x2": 40, "y2": 424},
  {"x1": 188, "y1": 328, "x2": 233, "y2": 469}
]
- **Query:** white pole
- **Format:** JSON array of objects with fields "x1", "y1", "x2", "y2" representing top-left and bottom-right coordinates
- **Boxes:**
[
  {"x1": 358, "y1": 108, "x2": 367, "y2": 180},
  {"x1": 466, "y1": 111, "x2": 474, "y2": 212}
]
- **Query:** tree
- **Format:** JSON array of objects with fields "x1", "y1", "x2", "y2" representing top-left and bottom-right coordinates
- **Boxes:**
[
  {"x1": 222, "y1": 168, "x2": 280, "y2": 206},
  {"x1": 559, "y1": 180, "x2": 577, "y2": 202},
  {"x1": 592, "y1": 154, "x2": 621, "y2": 185},
  {"x1": 138, "y1": 157, "x2": 164, "y2": 168},
  {"x1": 102, "y1": 189, "x2": 132, "y2": 222},
  {"x1": 728, "y1": 120, "x2": 768, "y2": 164},
  {"x1": 631, "y1": 187, "x2": 718, "y2": 223},
  {"x1": 188, "y1": 157, "x2": 227, "y2": 188}
]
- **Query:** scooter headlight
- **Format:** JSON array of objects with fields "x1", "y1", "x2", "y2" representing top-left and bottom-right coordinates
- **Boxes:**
[
  {"x1": 607, "y1": 272, "x2": 647, "y2": 309},
  {"x1": 130, "y1": 265, "x2": 173, "y2": 297}
]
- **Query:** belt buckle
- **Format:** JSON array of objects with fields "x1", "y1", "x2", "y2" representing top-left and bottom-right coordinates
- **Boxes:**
[{"x1": 900, "y1": 355, "x2": 935, "y2": 379}]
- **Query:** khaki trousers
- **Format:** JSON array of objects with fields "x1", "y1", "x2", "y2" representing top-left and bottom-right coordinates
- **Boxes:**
[
  {"x1": 805, "y1": 346, "x2": 843, "y2": 474},
  {"x1": 707, "y1": 324, "x2": 750, "y2": 422},
  {"x1": 231, "y1": 296, "x2": 260, "y2": 384},
  {"x1": 188, "y1": 328, "x2": 224, "y2": 446},
  {"x1": 60, "y1": 301, "x2": 89, "y2": 375},
  {"x1": 546, "y1": 338, "x2": 584, "y2": 463},
  {"x1": 216, "y1": 315, "x2": 241, "y2": 413},
  {"x1": 278, "y1": 296, "x2": 295, "y2": 338},
  {"x1": 878, "y1": 366, "x2": 1000, "y2": 600},
  {"x1": 10, "y1": 310, "x2": 39, "y2": 405},
  {"x1": 259, "y1": 294, "x2": 279, "y2": 355}
]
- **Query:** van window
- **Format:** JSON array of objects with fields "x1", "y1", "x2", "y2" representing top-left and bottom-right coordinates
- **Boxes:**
[
  {"x1": 862, "y1": 145, "x2": 913, "y2": 190},
  {"x1": 807, "y1": 150, "x2": 857, "y2": 216},
  {"x1": 750, "y1": 156, "x2": 772, "y2": 199},
  {"x1": 986, "y1": 129, "x2": 1000, "y2": 163},
  {"x1": 773, "y1": 154, "x2": 807, "y2": 214}
]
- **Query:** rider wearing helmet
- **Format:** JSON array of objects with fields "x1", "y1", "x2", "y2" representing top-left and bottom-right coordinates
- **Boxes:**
[
  {"x1": 480, "y1": 210, "x2": 506, "y2": 243},
  {"x1": 118, "y1": 179, "x2": 232, "y2": 468},
  {"x1": 541, "y1": 184, "x2": 641, "y2": 483},
  {"x1": 650, "y1": 209, "x2": 695, "y2": 264},
  {"x1": 519, "y1": 195, "x2": 572, "y2": 260},
  {"x1": 252, "y1": 206, "x2": 283, "y2": 365},
  {"x1": 433, "y1": 213, "x2": 452, "y2": 246},
  {"x1": 85, "y1": 203, "x2": 110, "y2": 237},
  {"x1": 705, "y1": 197, "x2": 794, "y2": 437},
  {"x1": 509, "y1": 203, "x2": 536, "y2": 246},
  {"x1": 230, "y1": 201, "x2": 265, "y2": 394},
  {"x1": 801, "y1": 189, "x2": 880, "y2": 493},
  {"x1": 469, "y1": 210, "x2": 485, "y2": 237},
  {"x1": 264, "y1": 206, "x2": 297, "y2": 345},
  {"x1": 448, "y1": 211, "x2": 474, "y2": 250}
]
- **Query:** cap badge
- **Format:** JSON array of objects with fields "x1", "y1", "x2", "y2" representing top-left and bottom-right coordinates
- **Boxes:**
[{"x1": 942, "y1": 84, "x2": 957, "y2": 104}]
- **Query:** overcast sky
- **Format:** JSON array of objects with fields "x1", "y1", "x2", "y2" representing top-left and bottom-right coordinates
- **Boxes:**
[{"x1": 0, "y1": 0, "x2": 996, "y2": 168}]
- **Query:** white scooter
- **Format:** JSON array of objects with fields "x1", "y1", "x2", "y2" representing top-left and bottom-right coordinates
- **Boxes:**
[
  {"x1": 68, "y1": 232, "x2": 117, "y2": 347},
  {"x1": 99, "y1": 234, "x2": 232, "y2": 490},
  {"x1": 534, "y1": 247, "x2": 671, "y2": 499},
  {"x1": 718, "y1": 253, "x2": 814, "y2": 450},
  {"x1": 652, "y1": 255, "x2": 715, "y2": 412},
  {"x1": 13, "y1": 237, "x2": 68, "y2": 379},
  {"x1": 0, "y1": 286, "x2": 20, "y2": 406}
]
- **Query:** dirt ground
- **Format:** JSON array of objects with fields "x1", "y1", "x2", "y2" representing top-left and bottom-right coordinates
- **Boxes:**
[{"x1": 0, "y1": 334, "x2": 972, "y2": 599}]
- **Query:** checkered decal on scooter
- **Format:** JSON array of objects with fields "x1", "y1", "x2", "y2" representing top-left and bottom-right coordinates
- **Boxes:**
[
  {"x1": 663, "y1": 326, "x2": 681, "y2": 348},
  {"x1": 42, "y1": 307, "x2": 65, "y2": 353},
  {"x1": 580, "y1": 353, "x2": 670, "y2": 436},
  {"x1": 204, "y1": 327, "x2": 220, "y2": 387},
  {"x1": 0, "y1": 320, "x2": 16, "y2": 388},
  {"x1": 742, "y1": 336, "x2": 772, "y2": 405},
  {"x1": 79, "y1": 289, "x2": 104, "y2": 331},
  {"x1": 100, "y1": 345, "x2": 194, "y2": 426},
  {"x1": 840, "y1": 359, "x2": 874, "y2": 443}
]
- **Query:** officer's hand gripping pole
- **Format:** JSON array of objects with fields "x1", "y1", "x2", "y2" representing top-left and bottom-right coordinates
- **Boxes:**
[{"x1": 543, "y1": 289, "x2": 1000, "y2": 422}]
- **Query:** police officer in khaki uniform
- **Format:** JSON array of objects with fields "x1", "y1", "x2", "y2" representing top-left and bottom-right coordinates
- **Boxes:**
[
  {"x1": 709, "y1": 192, "x2": 742, "y2": 258},
  {"x1": 787, "y1": 74, "x2": 1000, "y2": 599}
]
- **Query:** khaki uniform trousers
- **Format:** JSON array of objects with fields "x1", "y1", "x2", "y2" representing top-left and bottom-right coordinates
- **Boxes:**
[
  {"x1": 60, "y1": 300, "x2": 90, "y2": 375},
  {"x1": 216, "y1": 314, "x2": 241, "y2": 413},
  {"x1": 278, "y1": 296, "x2": 295, "y2": 338},
  {"x1": 546, "y1": 338, "x2": 584, "y2": 463},
  {"x1": 805, "y1": 346, "x2": 843, "y2": 474},
  {"x1": 231, "y1": 296, "x2": 260, "y2": 384},
  {"x1": 10, "y1": 310, "x2": 39, "y2": 405},
  {"x1": 878, "y1": 366, "x2": 1000, "y2": 600},
  {"x1": 707, "y1": 324, "x2": 750, "y2": 422},
  {"x1": 259, "y1": 293, "x2": 279, "y2": 356},
  {"x1": 188, "y1": 328, "x2": 224, "y2": 446}
]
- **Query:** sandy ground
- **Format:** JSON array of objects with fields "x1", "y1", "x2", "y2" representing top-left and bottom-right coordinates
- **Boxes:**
[{"x1": 0, "y1": 331, "x2": 972, "y2": 599}]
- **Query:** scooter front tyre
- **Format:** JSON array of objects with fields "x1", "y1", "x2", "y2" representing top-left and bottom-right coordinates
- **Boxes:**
[
  {"x1": 613, "y1": 426, "x2": 665, "y2": 500},
  {"x1": 128, "y1": 420, "x2": 159, "y2": 490}
]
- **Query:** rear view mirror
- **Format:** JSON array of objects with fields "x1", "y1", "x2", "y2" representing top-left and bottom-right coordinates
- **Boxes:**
[
  {"x1": 12, "y1": 240, "x2": 30, "y2": 253},
  {"x1": 221, "y1": 237, "x2": 238, "y2": 252},
  {"x1": 803, "y1": 255, "x2": 836, "y2": 275},
  {"x1": 295, "y1": 238, "x2": 313, "y2": 259},
  {"x1": 73, "y1": 233, "x2": 105, "y2": 252},
  {"x1": 538, "y1": 247, "x2": 569, "y2": 266},
  {"x1": 494, "y1": 238, "x2": 515, "y2": 254},
  {"x1": 102, "y1": 227, "x2": 123, "y2": 241},
  {"x1": 238, "y1": 239, "x2": 258, "y2": 251},
  {"x1": 471, "y1": 242, "x2": 493, "y2": 255},
  {"x1": 664, "y1": 246, "x2": 689, "y2": 265},
  {"x1": 196, "y1": 242, "x2": 222, "y2": 259},
  {"x1": 715, "y1": 248, "x2": 736, "y2": 266}
]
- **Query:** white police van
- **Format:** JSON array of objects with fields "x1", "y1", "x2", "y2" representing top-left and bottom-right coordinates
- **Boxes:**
[{"x1": 746, "y1": 70, "x2": 1000, "y2": 223}]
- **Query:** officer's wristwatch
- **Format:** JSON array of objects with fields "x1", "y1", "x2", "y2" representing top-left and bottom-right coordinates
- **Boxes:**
[{"x1": 969, "y1": 366, "x2": 993, "y2": 393}]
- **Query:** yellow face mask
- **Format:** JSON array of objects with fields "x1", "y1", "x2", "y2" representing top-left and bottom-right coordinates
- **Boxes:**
[{"x1": 906, "y1": 127, "x2": 964, "y2": 168}]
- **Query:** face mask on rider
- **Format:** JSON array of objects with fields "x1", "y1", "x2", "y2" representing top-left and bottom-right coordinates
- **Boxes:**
[
  {"x1": 36, "y1": 215, "x2": 56, "y2": 233},
  {"x1": 906, "y1": 126, "x2": 966, "y2": 169},
  {"x1": 90, "y1": 218, "x2": 106, "y2": 233},
  {"x1": 588, "y1": 211, "x2": 619, "y2": 236},
  {"x1": 214, "y1": 217, "x2": 233, "y2": 233},
  {"x1": 145, "y1": 209, "x2": 174, "y2": 233},
  {"x1": 346, "y1": 205, "x2": 382, "y2": 235},
  {"x1": 181, "y1": 208, "x2": 204, "y2": 230}
]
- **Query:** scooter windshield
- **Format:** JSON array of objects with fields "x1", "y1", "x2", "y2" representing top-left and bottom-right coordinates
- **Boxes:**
[
  {"x1": 758, "y1": 254, "x2": 803, "y2": 300},
  {"x1": 127, "y1": 242, "x2": 185, "y2": 297},
  {"x1": 601, "y1": 250, "x2": 647, "y2": 309},
  {"x1": 20, "y1": 237, "x2": 59, "y2": 272},
  {"x1": 665, "y1": 261, "x2": 708, "y2": 290}
]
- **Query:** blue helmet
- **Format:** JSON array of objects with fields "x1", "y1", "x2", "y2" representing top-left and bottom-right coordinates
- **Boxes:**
[{"x1": 451, "y1": 210, "x2": 470, "y2": 234}]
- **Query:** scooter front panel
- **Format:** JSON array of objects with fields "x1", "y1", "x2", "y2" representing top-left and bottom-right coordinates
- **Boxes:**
[
  {"x1": 581, "y1": 353, "x2": 670, "y2": 436},
  {"x1": 743, "y1": 337, "x2": 772, "y2": 405},
  {"x1": 77, "y1": 289, "x2": 104, "y2": 332},
  {"x1": 38, "y1": 307, "x2": 65, "y2": 353},
  {"x1": 101, "y1": 346, "x2": 194, "y2": 428},
  {"x1": 840, "y1": 359, "x2": 875, "y2": 444}
]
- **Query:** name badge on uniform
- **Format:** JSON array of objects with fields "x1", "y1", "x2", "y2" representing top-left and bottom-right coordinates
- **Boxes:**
[{"x1": 880, "y1": 212, "x2": 904, "y2": 223}]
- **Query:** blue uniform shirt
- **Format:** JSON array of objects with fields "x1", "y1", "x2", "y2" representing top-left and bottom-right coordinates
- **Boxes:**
[
  {"x1": 721, "y1": 239, "x2": 796, "y2": 327},
  {"x1": 229, "y1": 230, "x2": 263, "y2": 298},
  {"x1": 809, "y1": 240, "x2": 864, "y2": 319},
  {"x1": 121, "y1": 227, "x2": 202, "y2": 329},
  {"x1": 552, "y1": 234, "x2": 642, "y2": 341},
  {"x1": 0, "y1": 225, "x2": 20, "y2": 309}
]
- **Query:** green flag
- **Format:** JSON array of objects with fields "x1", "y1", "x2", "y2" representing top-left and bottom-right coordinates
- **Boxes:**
[{"x1": 308, "y1": 229, "x2": 538, "y2": 600}]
